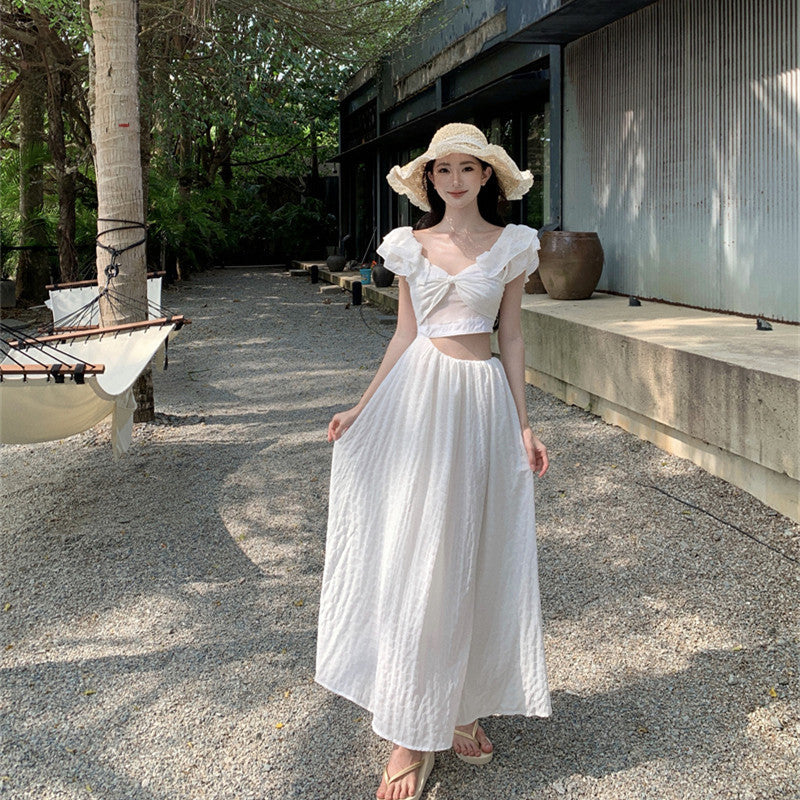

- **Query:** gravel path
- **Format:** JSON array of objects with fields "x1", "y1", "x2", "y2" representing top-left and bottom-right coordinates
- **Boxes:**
[{"x1": 1, "y1": 268, "x2": 798, "y2": 800}]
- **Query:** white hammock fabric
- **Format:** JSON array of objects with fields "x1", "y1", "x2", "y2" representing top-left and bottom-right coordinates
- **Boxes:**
[
  {"x1": 44, "y1": 277, "x2": 163, "y2": 324},
  {"x1": 0, "y1": 323, "x2": 174, "y2": 457}
]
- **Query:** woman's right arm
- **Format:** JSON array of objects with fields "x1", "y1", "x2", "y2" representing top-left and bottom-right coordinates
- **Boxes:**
[{"x1": 327, "y1": 277, "x2": 417, "y2": 442}]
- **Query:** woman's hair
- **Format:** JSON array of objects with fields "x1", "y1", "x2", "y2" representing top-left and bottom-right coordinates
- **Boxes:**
[{"x1": 413, "y1": 157, "x2": 505, "y2": 230}]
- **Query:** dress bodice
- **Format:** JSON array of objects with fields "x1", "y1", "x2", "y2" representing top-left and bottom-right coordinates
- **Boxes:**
[{"x1": 375, "y1": 224, "x2": 540, "y2": 337}]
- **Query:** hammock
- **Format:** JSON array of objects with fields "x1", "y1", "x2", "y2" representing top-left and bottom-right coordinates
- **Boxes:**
[
  {"x1": 3, "y1": 219, "x2": 191, "y2": 455},
  {"x1": 0, "y1": 315, "x2": 187, "y2": 458},
  {"x1": 44, "y1": 272, "x2": 164, "y2": 329}
]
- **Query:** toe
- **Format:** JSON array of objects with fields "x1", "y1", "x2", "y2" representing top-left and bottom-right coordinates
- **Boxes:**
[
  {"x1": 454, "y1": 727, "x2": 478, "y2": 755},
  {"x1": 396, "y1": 780, "x2": 413, "y2": 800},
  {"x1": 477, "y1": 727, "x2": 493, "y2": 753}
]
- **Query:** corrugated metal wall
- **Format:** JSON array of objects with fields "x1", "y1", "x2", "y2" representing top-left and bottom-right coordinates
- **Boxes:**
[{"x1": 562, "y1": 0, "x2": 800, "y2": 321}]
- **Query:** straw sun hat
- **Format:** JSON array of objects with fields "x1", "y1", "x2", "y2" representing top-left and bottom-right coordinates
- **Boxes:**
[{"x1": 386, "y1": 123, "x2": 533, "y2": 212}]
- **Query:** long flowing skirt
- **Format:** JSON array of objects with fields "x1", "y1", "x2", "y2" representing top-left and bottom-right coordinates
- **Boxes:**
[{"x1": 315, "y1": 335, "x2": 550, "y2": 751}]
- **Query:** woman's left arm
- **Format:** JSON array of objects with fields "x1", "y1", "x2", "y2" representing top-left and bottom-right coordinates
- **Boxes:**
[{"x1": 496, "y1": 272, "x2": 549, "y2": 477}]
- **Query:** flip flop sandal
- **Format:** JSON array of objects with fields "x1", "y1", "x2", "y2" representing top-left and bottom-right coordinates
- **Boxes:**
[
  {"x1": 453, "y1": 721, "x2": 493, "y2": 765},
  {"x1": 382, "y1": 751, "x2": 435, "y2": 800}
]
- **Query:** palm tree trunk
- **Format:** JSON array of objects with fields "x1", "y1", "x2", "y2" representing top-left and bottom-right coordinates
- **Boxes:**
[
  {"x1": 89, "y1": 0, "x2": 146, "y2": 322},
  {"x1": 89, "y1": 0, "x2": 154, "y2": 421}
]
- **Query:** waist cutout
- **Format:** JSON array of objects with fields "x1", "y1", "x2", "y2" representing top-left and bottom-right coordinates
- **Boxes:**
[{"x1": 423, "y1": 332, "x2": 493, "y2": 361}]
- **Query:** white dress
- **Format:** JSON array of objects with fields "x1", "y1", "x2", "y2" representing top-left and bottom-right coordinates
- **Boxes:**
[{"x1": 315, "y1": 224, "x2": 551, "y2": 751}]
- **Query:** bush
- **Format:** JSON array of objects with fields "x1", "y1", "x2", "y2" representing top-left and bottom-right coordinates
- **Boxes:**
[{"x1": 147, "y1": 173, "x2": 337, "y2": 270}]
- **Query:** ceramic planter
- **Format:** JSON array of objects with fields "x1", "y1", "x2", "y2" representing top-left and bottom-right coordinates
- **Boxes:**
[
  {"x1": 372, "y1": 261, "x2": 395, "y2": 288},
  {"x1": 524, "y1": 270, "x2": 547, "y2": 294},
  {"x1": 326, "y1": 254, "x2": 347, "y2": 271},
  {"x1": 537, "y1": 231, "x2": 604, "y2": 300}
]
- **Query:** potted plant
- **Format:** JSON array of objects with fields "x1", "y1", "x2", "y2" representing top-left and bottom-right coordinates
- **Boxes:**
[{"x1": 359, "y1": 261, "x2": 373, "y2": 285}]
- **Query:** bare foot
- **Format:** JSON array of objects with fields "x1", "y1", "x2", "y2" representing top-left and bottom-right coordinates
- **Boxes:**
[
  {"x1": 376, "y1": 744, "x2": 427, "y2": 800},
  {"x1": 452, "y1": 721, "x2": 493, "y2": 759}
]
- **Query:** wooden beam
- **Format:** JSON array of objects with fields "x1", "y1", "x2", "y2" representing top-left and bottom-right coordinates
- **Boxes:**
[
  {"x1": 0, "y1": 363, "x2": 105, "y2": 376},
  {"x1": 51, "y1": 325, "x2": 100, "y2": 333},
  {"x1": 46, "y1": 271, "x2": 166, "y2": 290},
  {"x1": 8, "y1": 315, "x2": 189, "y2": 347}
]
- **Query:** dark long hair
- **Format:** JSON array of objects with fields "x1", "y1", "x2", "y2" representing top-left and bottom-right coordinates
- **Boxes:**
[{"x1": 413, "y1": 157, "x2": 506, "y2": 230}]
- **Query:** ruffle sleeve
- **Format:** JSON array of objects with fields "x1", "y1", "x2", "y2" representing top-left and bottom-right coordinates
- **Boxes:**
[
  {"x1": 497, "y1": 225, "x2": 540, "y2": 284},
  {"x1": 375, "y1": 227, "x2": 421, "y2": 277}
]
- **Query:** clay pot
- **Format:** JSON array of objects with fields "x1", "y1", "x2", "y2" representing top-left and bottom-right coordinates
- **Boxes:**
[
  {"x1": 524, "y1": 270, "x2": 547, "y2": 294},
  {"x1": 537, "y1": 231, "x2": 604, "y2": 300},
  {"x1": 372, "y1": 261, "x2": 395, "y2": 288},
  {"x1": 326, "y1": 254, "x2": 346, "y2": 271}
]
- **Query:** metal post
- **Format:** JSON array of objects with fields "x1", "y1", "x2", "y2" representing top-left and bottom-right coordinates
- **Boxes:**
[{"x1": 548, "y1": 44, "x2": 563, "y2": 228}]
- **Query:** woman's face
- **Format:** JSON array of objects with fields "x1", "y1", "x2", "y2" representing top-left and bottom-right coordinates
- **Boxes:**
[{"x1": 428, "y1": 153, "x2": 492, "y2": 209}]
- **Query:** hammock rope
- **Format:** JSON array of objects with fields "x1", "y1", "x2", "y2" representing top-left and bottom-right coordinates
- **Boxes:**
[
  {"x1": 96, "y1": 218, "x2": 148, "y2": 286},
  {"x1": 0, "y1": 323, "x2": 103, "y2": 383},
  {"x1": 42, "y1": 272, "x2": 185, "y2": 337},
  {"x1": 2, "y1": 224, "x2": 188, "y2": 454}
]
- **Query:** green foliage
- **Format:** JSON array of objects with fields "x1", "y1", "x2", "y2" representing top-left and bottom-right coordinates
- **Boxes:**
[
  {"x1": 1, "y1": 150, "x2": 21, "y2": 278},
  {"x1": 147, "y1": 168, "x2": 233, "y2": 269},
  {"x1": 139, "y1": 6, "x2": 357, "y2": 266},
  {"x1": 3, "y1": 0, "x2": 439, "y2": 278},
  {"x1": 147, "y1": 168, "x2": 336, "y2": 267},
  {"x1": 0, "y1": 144, "x2": 99, "y2": 280},
  {"x1": 270, "y1": 198, "x2": 337, "y2": 260}
]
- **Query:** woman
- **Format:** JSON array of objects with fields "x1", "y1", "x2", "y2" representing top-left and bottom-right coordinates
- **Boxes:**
[{"x1": 315, "y1": 123, "x2": 551, "y2": 800}]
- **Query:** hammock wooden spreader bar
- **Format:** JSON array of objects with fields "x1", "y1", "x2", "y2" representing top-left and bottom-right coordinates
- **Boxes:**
[
  {"x1": 9, "y1": 315, "x2": 190, "y2": 348},
  {"x1": 46, "y1": 271, "x2": 167, "y2": 291},
  {"x1": 2, "y1": 283, "x2": 186, "y2": 455},
  {"x1": 0, "y1": 363, "x2": 105, "y2": 376},
  {"x1": 51, "y1": 325, "x2": 102, "y2": 333}
]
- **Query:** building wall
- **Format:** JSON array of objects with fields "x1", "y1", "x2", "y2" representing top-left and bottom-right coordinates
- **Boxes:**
[
  {"x1": 562, "y1": 0, "x2": 800, "y2": 321},
  {"x1": 382, "y1": 0, "x2": 558, "y2": 97}
]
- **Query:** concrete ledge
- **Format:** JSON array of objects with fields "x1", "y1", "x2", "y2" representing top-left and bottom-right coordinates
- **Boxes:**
[
  {"x1": 214, "y1": 264, "x2": 286, "y2": 270},
  {"x1": 521, "y1": 293, "x2": 800, "y2": 521},
  {"x1": 294, "y1": 259, "x2": 800, "y2": 521},
  {"x1": 292, "y1": 261, "x2": 399, "y2": 313}
]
